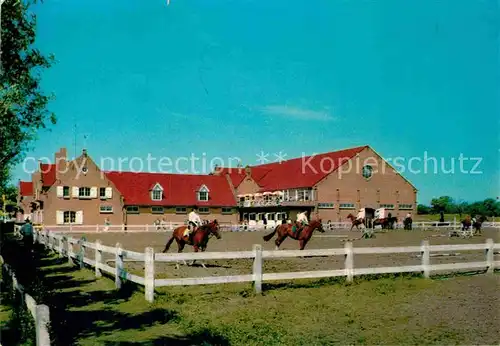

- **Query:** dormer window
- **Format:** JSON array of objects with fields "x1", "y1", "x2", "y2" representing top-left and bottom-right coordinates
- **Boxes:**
[
  {"x1": 198, "y1": 184, "x2": 209, "y2": 201},
  {"x1": 151, "y1": 183, "x2": 163, "y2": 201}
]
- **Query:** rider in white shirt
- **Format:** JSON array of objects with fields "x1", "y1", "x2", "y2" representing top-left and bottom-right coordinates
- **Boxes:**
[
  {"x1": 188, "y1": 206, "x2": 202, "y2": 235},
  {"x1": 293, "y1": 211, "x2": 309, "y2": 235}
]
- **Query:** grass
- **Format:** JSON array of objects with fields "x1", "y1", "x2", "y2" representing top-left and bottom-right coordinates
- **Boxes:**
[{"x1": 38, "y1": 252, "x2": 500, "y2": 345}]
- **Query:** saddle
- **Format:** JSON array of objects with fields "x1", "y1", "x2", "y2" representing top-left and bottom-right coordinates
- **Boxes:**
[{"x1": 183, "y1": 226, "x2": 197, "y2": 242}]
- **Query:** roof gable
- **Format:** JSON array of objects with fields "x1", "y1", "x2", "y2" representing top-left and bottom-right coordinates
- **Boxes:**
[
  {"x1": 215, "y1": 145, "x2": 367, "y2": 191},
  {"x1": 105, "y1": 172, "x2": 236, "y2": 206}
]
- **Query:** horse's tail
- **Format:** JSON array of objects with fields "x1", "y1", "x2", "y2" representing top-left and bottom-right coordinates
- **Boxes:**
[
  {"x1": 263, "y1": 225, "x2": 279, "y2": 242},
  {"x1": 162, "y1": 235, "x2": 175, "y2": 253}
]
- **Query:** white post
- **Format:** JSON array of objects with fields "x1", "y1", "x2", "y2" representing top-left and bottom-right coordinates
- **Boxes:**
[
  {"x1": 453, "y1": 216, "x2": 457, "y2": 229},
  {"x1": 145, "y1": 247, "x2": 155, "y2": 302},
  {"x1": 421, "y1": 240, "x2": 430, "y2": 278},
  {"x1": 35, "y1": 304, "x2": 51, "y2": 346},
  {"x1": 253, "y1": 244, "x2": 263, "y2": 294},
  {"x1": 121, "y1": 224, "x2": 125, "y2": 232},
  {"x1": 96, "y1": 224, "x2": 99, "y2": 232},
  {"x1": 145, "y1": 224, "x2": 148, "y2": 232},
  {"x1": 79, "y1": 240, "x2": 85, "y2": 269},
  {"x1": 95, "y1": 240, "x2": 102, "y2": 278},
  {"x1": 57, "y1": 236, "x2": 63, "y2": 257},
  {"x1": 486, "y1": 238, "x2": 494, "y2": 274},
  {"x1": 115, "y1": 242, "x2": 123, "y2": 289},
  {"x1": 344, "y1": 242, "x2": 354, "y2": 282},
  {"x1": 67, "y1": 238, "x2": 74, "y2": 265}
]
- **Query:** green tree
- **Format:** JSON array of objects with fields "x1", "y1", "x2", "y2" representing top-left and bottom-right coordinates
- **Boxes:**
[
  {"x1": 430, "y1": 196, "x2": 454, "y2": 214},
  {"x1": 417, "y1": 204, "x2": 431, "y2": 214},
  {"x1": 0, "y1": 0, "x2": 56, "y2": 184}
]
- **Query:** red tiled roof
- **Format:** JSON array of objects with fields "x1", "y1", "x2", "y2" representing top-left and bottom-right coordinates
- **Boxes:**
[
  {"x1": 218, "y1": 146, "x2": 368, "y2": 191},
  {"x1": 40, "y1": 163, "x2": 56, "y2": 186},
  {"x1": 105, "y1": 172, "x2": 237, "y2": 206},
  {"x1": 19, "y1": 181, "x2": 33, "y2": 197}
]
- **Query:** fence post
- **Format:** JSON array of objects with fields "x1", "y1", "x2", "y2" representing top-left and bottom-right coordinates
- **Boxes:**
[
  {"x1": 121, "y1": 224, "x2": 125, "y2": 232},
  {"x1": 67, "y1": 238, "x2": 74, "y2": 265},
  {"x1": 253, "y1": 244, "x2": 263, "y2": 294},
  {"x1": 421, "y1": 240, "x2": 430, "y2": 278},
  {"x1": 35, "y1": 304, "x2": 51, "y2": 346},
  {"x1": 79, "y1": 240, "x2": 86, "y2": 269},
  {"x1": 95, "y1": 240, "x2": 102, "y2": 278},
  {"x1": 453, "y1": 216, "x2": 457, "y2": 229},
  {"x1": 145, "y1": 247, "x2": 155, "y2": 302},
  {"x1": 115, "y1": 243, "x2": 123, "y2": 289},
  {"x1": 58, "y1": 236, "x2": 63, "y2": 257},
  {"x1": 344, "y1": 241, "x2": 354, "y2": 282},
  {"x1": 96, "y1": 224, "x2": 99, "y2": 232},
  {"x1": 485, "y1": 238, "x2": 494, "y2": 274}
]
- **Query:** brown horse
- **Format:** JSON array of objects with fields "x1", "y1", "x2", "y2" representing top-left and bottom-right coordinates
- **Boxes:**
[
  {"x1": 263, "y1": 219, "x2": 325, "y2": 250},
  {"x1": 461, "y1": 215, "x2": 472, "y2": 231},
  {"x1": 162, "y1": 219, "x2": 221, "y2": 268},
  {"x1": 472, "y1": 215, "x2": 487, "y2": 235},
  {"x1": 347, "y1": 213, "x2": 364, "y2": 231}
]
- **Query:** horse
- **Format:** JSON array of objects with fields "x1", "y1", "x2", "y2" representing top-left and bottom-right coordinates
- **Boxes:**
[
  {"x1": 263, "y1": 218, "x2": 325, "y2": 250},
  {"x1": 162, "y1": 219, "x2": 221, "y2": 269},
  {"x1": 403, "y1": 217, "x2": 412, "y2": 230},
  {"x1": 347, "y1": 213, "x2": 364, "y2": 231},
  {"x1": 472, "y1": 215, "x2": 487, "y2": 235},
  {"x1": 461, "y1": 215, "x2": 472, "y2": 231},
  {"x1": 373, "y1": 216, "x2": 397, "y2": 230}
]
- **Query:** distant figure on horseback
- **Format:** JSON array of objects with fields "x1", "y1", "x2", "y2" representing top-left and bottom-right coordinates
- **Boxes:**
[
  {"x1": 293, "y1": 210, "x2": 309, "y2": 236},
  {"x1": 472, "y1": 215, "x2": 487, "y2": 235},
  {"x1": 347, "y1": 213, "x2": 364, "y2": 231},
  {"x1": 187, "y1": 206, "x2": 202, "y2": 242},
  {"x1": 403, "y1": 212, "x2": 413, "y2": 230},
  {"x1": 263, "y1": 218, "x2": 324, "y2": 250},
  {"x1": 461, "y1": 215, "x2": 472, "y2": 231},
  {"x1": 162, "y1": 219, "x2": 221, "y2": 268}
]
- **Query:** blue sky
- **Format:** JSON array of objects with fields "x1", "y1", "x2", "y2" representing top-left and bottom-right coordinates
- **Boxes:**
[{"x1": 11, "y1": 0, "x2": 499, "y2": 204}]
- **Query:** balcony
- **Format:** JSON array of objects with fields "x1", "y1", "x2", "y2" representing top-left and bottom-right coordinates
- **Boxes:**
[{"x1": 237, "y1": 189, "x2": 316, "y2": 208}]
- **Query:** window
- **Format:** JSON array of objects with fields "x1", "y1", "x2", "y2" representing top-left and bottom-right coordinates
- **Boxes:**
[
  {"x1": 399, "y1": 204, "x2": 413, "y2": 210},
  {"x1": 198, "y1": 185, "x2": 209, "y2": 201},
  {"x1": 151, "y1": 183, "x2": 163, "y2": 201},
  {"x1": 175, "y1": 207, "x2": 187, "y2": 214},
  {"x1": 362, "y1": 165, "x2": 373, "y2": 179},
  {"x1": 222, "y1": 207, "x2": 233, "y2": 214},
  {"x1": 152, "y1": 206, "x2": 164, "y2": 214},
  {"x1": 126, "y1": 206, "x2": 139, "y2": 214},
  {"x1": 380, "y1": 204, "x2": 395, "y2": 209},
  {"x1": 79, "y1": 187, "x2": 91, "y2": 198},
  {"x1": 63, "y1": 211, "x2": 76, "y2": 224},
  {"x1": 99, "y1": 187, "x2": 106, "y2": 198},
  {"x1": 318, "y1": 203, "x2": 334, "y2": 209},
  {"x1": 99, "y1": 205, "x2": 113, "y2": 213},
  {"x1": 198, "y1": 207, "x2": 209, "y2": 214},
  {"x1": 339, "y1": 203, "x2": 355, "y2": 209},
  {"x1": 63, "y1": 186, "x2": 70, "y2": 198}
]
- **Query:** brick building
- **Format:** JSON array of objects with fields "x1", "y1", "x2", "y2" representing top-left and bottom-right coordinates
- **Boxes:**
[{"x1": 17, "y1": 145, "x2": 417, "y2": 226}]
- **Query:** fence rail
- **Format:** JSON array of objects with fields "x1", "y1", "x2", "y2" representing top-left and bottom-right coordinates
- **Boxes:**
[
  {"x1": 32, "y1": 220, "x2": 500, "y2": 234},
  {"x1": 0, "y1": 256, "x2": 51, "y2": 346},
  {"x1": 34, "y1": 229, "x2": 499, "y2": 303}
]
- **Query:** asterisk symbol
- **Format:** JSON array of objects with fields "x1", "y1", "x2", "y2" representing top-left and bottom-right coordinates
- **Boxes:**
[
  {"x1": 274, "y1": 151, "x2": 287, "y2": 163},
  {"x1": 256, "y1": 151, "x2": 270, "y2": 164}
]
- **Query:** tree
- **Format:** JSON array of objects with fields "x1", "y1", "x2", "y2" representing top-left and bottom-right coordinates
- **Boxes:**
[
  {"x1": 430, "y1": 196, "x2": 454, "y2": 214},
  {"x1": 0, "y1": 0, "x2": 56, "y2": 184},
  {"x1": 417, "y1": 204, "x2": 431, "y2": 214}
]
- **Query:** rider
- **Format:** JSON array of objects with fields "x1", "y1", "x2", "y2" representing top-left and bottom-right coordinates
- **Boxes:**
[
  {"x1": 293, "y1": 210, "x2": 309, "y2": 235},
  {"x1": 187, "y1": 206, "x2": 202, "y2": 239},
  {"x1": 405, "y1": 212, "x2": 412, "y2": 219}
]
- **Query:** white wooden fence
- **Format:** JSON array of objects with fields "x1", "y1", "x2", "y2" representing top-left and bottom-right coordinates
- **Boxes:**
[
  {"x1": 35, "y1": 220, "x2": 500, "y2": 234},
  {"x1": 0, "y1": 256, "x2": 51, "y2": 346},
  {"x1": 34, "y1": 229, "x2": 499, "y2": 303}
]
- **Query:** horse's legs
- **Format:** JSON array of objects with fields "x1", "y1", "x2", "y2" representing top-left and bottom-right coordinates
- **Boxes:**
[
  {"x1": 275, "y1": 234, "x2": 286, "y2": 250},
  {"x1": 176, "y1": 240, "x2": 187, "y2": 268},
  {"x1": 299, "y1": 237, "x2": 310, "y2": 250},
  {"x1": 190, "y1": 246, "x2": 200, "y2": 266},
  {"x1": 199, "y1": 247, "x2": 207, "y2": 269}
]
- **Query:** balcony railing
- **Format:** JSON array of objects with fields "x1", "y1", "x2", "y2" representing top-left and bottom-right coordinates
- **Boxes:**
[{"x1": 238, "y1": 197, "x2": 316, "y2": 208}]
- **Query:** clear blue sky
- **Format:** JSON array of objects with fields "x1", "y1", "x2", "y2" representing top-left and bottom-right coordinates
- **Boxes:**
[{"x1": 11, "y1": 0, "x2": 500, "y2": 205}]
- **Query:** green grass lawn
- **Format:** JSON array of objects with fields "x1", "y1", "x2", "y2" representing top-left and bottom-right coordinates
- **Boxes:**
[{"x1": 37, "y1": 253, "x2": 499, "y2": 346}]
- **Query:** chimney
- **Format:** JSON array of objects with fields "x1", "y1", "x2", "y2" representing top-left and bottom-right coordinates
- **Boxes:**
[
  {"x1": 82, "y1": 148, "x2": 87, "y2": 157},
  {"x1": 55, "y1": 148, "x2": 67, "y2": 180},
  {"x1": 245, "y1": 165, "x2": 251, "y2": 177}
]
